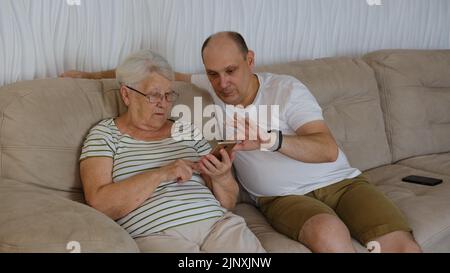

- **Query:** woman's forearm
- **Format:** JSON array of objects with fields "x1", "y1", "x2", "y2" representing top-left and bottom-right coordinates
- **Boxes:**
[
  {"x1": 210, "y1": 173, "x2": 239, "y2": 210},
  {"x1": 90, "y1": 169, "x2": 168, "y2": 220}
]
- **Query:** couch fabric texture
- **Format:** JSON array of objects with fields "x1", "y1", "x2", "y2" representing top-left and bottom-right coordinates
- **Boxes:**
[{"x1": 0, "y1": 50, "x2": 449, "y2": 252}]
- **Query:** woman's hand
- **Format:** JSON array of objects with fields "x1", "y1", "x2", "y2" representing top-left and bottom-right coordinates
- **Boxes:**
[
  {"x1": 197, "y1": 149, "x2": 235, "y2": 184},
  {"x1": 161, "y1": 159, "x2": 196, "y2": 183},
  {"x1": 197, "y1": 150, "x2": 239, "y2": 210}
]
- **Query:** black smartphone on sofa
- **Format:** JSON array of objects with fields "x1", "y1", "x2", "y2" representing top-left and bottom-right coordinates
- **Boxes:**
[{"x1": 402, "y1": 175, "x2": 443, "y2": 186}]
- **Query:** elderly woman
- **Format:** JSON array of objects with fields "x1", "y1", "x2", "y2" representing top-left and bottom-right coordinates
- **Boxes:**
[{"x1": 79, "y1": 50, "x2": 264, "y2": 253}]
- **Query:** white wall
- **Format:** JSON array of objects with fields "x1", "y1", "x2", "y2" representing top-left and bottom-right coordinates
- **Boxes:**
[{"x1": 0, "y1": 0, "x2": 449, "y2": 86}]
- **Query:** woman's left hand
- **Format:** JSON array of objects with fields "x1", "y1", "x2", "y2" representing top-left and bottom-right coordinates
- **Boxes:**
[{"x1": 196, "y1": 149, "x2": 235, "y2": 183}]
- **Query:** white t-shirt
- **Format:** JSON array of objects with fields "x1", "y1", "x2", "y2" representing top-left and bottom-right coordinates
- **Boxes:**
[{"x1": 191, "y1": 73, "x2": 361, "y2": 198}]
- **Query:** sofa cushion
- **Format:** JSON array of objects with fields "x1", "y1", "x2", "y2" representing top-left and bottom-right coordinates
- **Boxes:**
[
  {"x1": 0, "y1": 178, "x2": 139, "y2": 252},
  {"x1": 255, "y1": 57, "x2": 391, "y2": 171},
  {"x1": 364, "y1": 50, "x2": 450, "y2": 162},
  {"x1": 0, "y1": 78, "x2": 125, "y2": 194},
  {"x1": 364, "y1": 164, "x2": 450, "y2": 252},
  {"x1": 397, "y1": 153, "x2": 450, "y2": 177}
]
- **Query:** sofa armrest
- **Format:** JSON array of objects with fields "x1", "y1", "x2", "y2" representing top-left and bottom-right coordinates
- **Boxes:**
[{"x1": 0, "y1": 179, "x2": 139, "y2": 253}]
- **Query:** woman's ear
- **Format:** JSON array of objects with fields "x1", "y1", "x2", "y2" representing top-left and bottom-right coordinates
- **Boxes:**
[{"x1": 119, "y1": 85, "x2": 130, "y2": 106}]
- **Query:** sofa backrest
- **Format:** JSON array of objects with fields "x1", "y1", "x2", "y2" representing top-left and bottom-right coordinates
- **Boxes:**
[
  {"x1": 0, "y1": 78, "x2": 212, "y2": 199},
  {"x1": 255, "y1": 57, "x2": 392, "y2": 171},
  {"x1": 364, "y1": 50, "x2": 450, "y2": 162},
  {"x1": 0, "y1": 55, "x2": 394, "y2": 199}
]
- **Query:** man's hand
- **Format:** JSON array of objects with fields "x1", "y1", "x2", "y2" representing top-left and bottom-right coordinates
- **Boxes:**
[
  {"x1": 60, "y1": 70, "x2": 93, "y2": 79},
  {"x1": 230, "y1": 116, "x2": 274, "y2": 152}
]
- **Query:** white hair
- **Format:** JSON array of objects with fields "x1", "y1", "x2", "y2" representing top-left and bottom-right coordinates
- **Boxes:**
[{"x1": 116, "y1": 49, "x2": 174, "y2": 86}]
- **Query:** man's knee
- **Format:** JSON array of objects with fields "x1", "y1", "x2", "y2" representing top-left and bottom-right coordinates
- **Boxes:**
[{"x1": 298, "y1": 213, "x2": 355, "y2": 252}]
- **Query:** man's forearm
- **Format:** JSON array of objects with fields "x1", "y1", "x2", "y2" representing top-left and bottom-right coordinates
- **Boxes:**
[
  {"x1": 92, "y1": 70, "x2": 183, "y2": 80},
  {"x1": 90, "y1": 69, "x2": 116, "y2": 79},
  {"x1": 278, "y1": 133, "x2": 339, "y2": 163},
  {"x1": 175, "y1": 72, "x2": 192, "y2": 82}
]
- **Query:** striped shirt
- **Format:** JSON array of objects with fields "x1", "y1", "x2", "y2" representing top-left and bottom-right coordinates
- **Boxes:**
[{"x1": 80, "y1": 118, "x2": 226, "y2": 238}]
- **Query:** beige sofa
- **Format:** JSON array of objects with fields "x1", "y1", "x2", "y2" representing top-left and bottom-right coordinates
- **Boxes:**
[{"x1": 0, "y1": 49, "x2": 449, "y2": 252}]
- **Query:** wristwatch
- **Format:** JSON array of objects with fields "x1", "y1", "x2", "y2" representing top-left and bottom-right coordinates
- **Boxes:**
[
  {"x1": 260, "y1": 130, "x2": 282, "y2": 152},
  {"x1": 269, "y1": 130, "x2": 283, "y2": 152}
]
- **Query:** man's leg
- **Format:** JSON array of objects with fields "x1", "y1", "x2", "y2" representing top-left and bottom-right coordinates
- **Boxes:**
[
  {"x1": 327, "y1": 175, "x2": 421, "y2": 253},
  {"x1": 259, "y1": 195, "x2": 355, "y2": 253},
  {"x1": 374, "y1": 231, "x2": 421, "y2": 253}
]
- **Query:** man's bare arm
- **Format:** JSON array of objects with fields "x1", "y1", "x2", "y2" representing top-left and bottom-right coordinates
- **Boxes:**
[
  {"x1": 174, "y1": 72, "x2": 192, "y2": 82},
  {"x1": 60, "y1": 68, "x2": 192, "y2": 82},
  {"x1": 233, "y1": 118, "x2": 339, "y2": 163},
  {"x1": 278, "y1": 120, "x2": 339, "y2": 163},
  {"x1": 60, "y1": 69, "x2": 116, "y2": 79}
]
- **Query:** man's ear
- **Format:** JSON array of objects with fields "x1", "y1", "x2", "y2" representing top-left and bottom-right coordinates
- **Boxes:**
[
  {"x1": 247, "y1": 50, "x2": 255, "y2": 69},
  {"x1": 119, "y1": 86, "x2": 131, "y2": 106}
]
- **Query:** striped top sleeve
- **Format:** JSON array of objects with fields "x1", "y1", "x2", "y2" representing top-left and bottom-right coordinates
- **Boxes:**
[{"x1": 79, "y1": 120, "x2": 116, "y2": 161}]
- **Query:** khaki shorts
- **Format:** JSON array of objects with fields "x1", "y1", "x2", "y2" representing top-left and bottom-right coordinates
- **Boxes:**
[{"x1": 258, "y1": 175, "x2": 411, "y2": 245}]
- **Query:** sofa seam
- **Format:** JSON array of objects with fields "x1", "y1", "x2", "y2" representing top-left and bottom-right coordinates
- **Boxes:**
[
  {"x1": 365, "y1": 58, "x2": 394, "y2": 164},
  {"x1": 0, "y1": 89, "x2": 39, "y2": 180},
  {"x1": 379, "y1": 61, "x2": 394, "y2": 162},
  {"x1": 0, "y1": 109, "x2": 3, "y2": 179},
  {"x1": 420, "y1": 226, "x2": 450, "y2": 249}
]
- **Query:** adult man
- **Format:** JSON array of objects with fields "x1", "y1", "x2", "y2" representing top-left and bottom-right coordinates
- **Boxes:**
[{"x1": 61, "y1": 32, "x2": 421, "y2": 253}]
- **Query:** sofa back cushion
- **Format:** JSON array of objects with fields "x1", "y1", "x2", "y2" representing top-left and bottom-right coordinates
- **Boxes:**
[
  {"x1": 364, "y1": 50, "x2": 450, "y2": 162},
  {"x1": 256, "y1": 57, "x2": 392, "y2": 171},
  {"x1": 0, "y1": 78, "x2": 212, "y2": 198},
  {"x1": 0, "y1": 56, "x2": 391, "y2": 196}
]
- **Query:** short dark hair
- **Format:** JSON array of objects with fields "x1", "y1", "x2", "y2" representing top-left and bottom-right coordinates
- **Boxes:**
[{"x1": 201, "y1": 31, "x2": 249, "y2": 60}]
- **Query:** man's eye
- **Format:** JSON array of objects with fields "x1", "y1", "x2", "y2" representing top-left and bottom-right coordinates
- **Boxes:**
[
  {"x1": 226, "y1": 69, "x2": 235, "y2": 74},
  {"x1": 208, "y1": 73, "x2": 218, "y2": 77}
]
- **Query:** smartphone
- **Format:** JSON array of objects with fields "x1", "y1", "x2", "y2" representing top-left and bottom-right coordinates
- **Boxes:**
[
  {"x1": 402, "y1": 175, "x2": 443, "y2": 186},
  {"x1": 210, "y1": 141, "x2": 238, "y2": 160}
]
